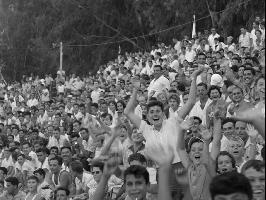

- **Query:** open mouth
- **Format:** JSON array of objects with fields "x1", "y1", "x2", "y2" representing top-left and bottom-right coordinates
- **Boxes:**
[
  {"x1": 194, "y1": 155, "x2": 201, "y2": 160},
  {"x1": 253, "y1": 189, "x2": 264, "y2": 195}
]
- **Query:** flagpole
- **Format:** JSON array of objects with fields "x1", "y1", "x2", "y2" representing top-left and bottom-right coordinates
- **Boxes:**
[
  {"x1": 192, "y1": 14, "x2": 196, "y2": 38},
  {"x1": 60, "y1": 42, "x2": 63, "y2": 74}
]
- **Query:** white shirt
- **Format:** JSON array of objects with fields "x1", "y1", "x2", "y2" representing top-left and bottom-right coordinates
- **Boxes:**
[
  {"x1": 239, "y1": 32, "x2": 251, "y2": 48},
  {"x1": 189, "y1": 99, "x2": 212, "y2": 126},
  {"x1": 208, "y1": 33, "x2": 220, "y2": 49},
  {"x1": 147, "y1": 75, "x2": 170, "y2": 98},
  {"x1": 139, "y1": 116, "x2": 182, "y2": 164},
  {"x1": 185, "y1": 49, "x2": 196, "y2": 62},
  {"x1": 75, "y1": 172, "x2": 94, "y2": 192},
  {"x1": 91, "y1": 88, "x2": 104, "y2": 103}
]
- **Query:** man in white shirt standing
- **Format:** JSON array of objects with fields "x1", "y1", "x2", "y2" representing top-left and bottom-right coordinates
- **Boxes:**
[
  {"x1": 91, "y1": 80, "x2": 104, "y2": 104},
  {"x1": 208, "y1": 27, "x2": 220, "y2": 50},
  {"x1": 239, "y1": 27, "x2": 252, "y2": 48},
  {"x1": 147, "y1": 65, "x2": 170, "y2": 98}
]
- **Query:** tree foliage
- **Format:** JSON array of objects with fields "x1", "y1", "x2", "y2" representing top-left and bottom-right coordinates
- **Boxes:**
[{"x1": 0, "y1": 0, "x2": 264, "y2": 81}]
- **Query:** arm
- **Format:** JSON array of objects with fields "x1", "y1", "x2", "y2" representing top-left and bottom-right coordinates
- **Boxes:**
[
  {"x1": 210, "y1": 118, "x2": 222, "y2": 161},
  {"x1": 177, "y1": 120, "x2": 193, "y2": 169},
  {"x1": 124, "y1": 88, "x2": 141, "y2": 129},
  {"x1": 100, "y1": 133, "x2": 119, "y2": 156},
  {"x1": 231, "y1": 108, "x2": 265, "y2": 139},
  {"x1": 158, "y1": 165, "x2": 172, "y2": 200},
  {"x1": 178, "y1": 68, "x2": 203, "y2": 119}
]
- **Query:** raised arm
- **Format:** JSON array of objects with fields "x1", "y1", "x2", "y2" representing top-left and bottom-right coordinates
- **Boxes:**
[
  {"x1": 178, "y1": 67, "x2": 203, "y2": 119},
  {"x1": 231, "y1": 107, "x2": 265, "y2": 139},
  {"x1": 177, "y1": 119, "x2": 193, "y2": 169},
  {"x1": 210, "y1": 118, "x2": 222, "y2": 161},
  {"x1": 145, "y1": 142, "x2": 174, "y2": 200},
  {"x1": 92, "y1": 156, "x2": 119, "y2": 200},
  {"x1": 124, "y1": 79, "x2": 142, "y2": 129}
]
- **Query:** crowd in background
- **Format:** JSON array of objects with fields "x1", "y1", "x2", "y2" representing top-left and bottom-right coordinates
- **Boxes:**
[{"x1": 0, "y1": 16, "x2": 264, "y2": 200}]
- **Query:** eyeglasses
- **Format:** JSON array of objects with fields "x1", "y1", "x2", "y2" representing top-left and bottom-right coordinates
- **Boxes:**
[{"x1": 92, "y1": 171, "x2": 101, "y2": 175}]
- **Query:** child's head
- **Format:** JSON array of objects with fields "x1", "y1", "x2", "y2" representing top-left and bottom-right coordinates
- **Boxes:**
[
  {"x1": 130, "y1": 127, "x2": 144, "y2": 143},
  {"x1": 101, "y1": 113, "x2": 113, "y2": 126},
  {"x1": 210, "y1": 172, "x2": 253, "y2": 200},
  {"x1": 128, "y1": 153, "x2": 147, "y2": 167},
  {"x1": 226, "y1": 136, "x2": 245, "y2": 160},
  {"x1": 241, "y1": 160, "x2": 265, "y2": 200},
  {"x1": 27, "y1": 175, "x2": 39, "y2": 192},
  {"x1": 124, "y1": 165, "x2": 150, "y2": 200},
  {"x1": 187, "y1": 137, "x2": 204, "y2": 165},
  {"x1": 216, "y1": 151, "x2": 236, "y2": 174}
]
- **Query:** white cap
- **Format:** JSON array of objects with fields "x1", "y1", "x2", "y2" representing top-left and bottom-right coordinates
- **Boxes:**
[{"x1": 210, "y1": 74, "x2": 224, "y2": 87}]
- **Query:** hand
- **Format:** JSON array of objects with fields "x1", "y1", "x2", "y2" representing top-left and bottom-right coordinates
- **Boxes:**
[
  {"x1": 191, "y1": 66, "x2": 204, "y2": 78},
  {"x1": 131, "y1": 77, "x2": 141, "y2": 89},
  {"x1": 145, "y1": 142, "x2": 174, "y2": 166},
  {"x1": 103, "y1": 155, "x2": 120, "y2": 177},
  {"x1": 199, "y1": 126, "x2": 213, "y2": 142},
  {"x1": 180, "y1": 118, "x2": 193, "y2": 131},
  {"x1": 246, "y1": 124, "x2": 259, "y2": 138},
  {"x1": 213, "y1": 105, "x2": 226, "y2": 119},
  {"x1": 231, "y1": 107, "x2": 264, "y2": 123}
]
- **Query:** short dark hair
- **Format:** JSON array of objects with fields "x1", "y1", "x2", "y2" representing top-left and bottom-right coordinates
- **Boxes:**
[
  {"x1": 70, "y1": 160, "x2": 84, "y2": 174},
  {"x1": 91, "y1": 161, "x2": 104, "y2": 172},
  {"x1": 49, "y1": 156, "x2": 63, "y2": 166},
  {"x1": 101, "y1": 113, "x2": 113, "y2": 122},
  {"x1": 216, "y1": 151, "x2": 236, "y2": 174},
  {"x1": 54, "y1": 187, "x2": 70, "y2": 196},
  {"x1": 241, "y1": 159, "x2": 265, "y2": 174},
  {"x1": 128, "y1": 153, "x2": 147, "y2": 165},
  {"x1": 210, "y1": 172, "x2": 253, "y2": 200},
  {"x1": 5, "y1": 177, "x2": 19, "y2": 186},
  {"x1": 187, "y1": 137, "x2": 204, "y2": 153},
  {"x1": 27, "y1": 175, "x2": 38, "y2": 182},
  {"x1": 124, "y1": 165, "x2": 149, "y2": 184},
  {"x1": 61, "y1": 146, "x2": 72, "y2": 152},
  {"x1": 191, "y1": 116, "x2": 202, "y2": 124},
  {"x1": 244, "y1": 66, "x2": 256, "y2": 75},
  {"x1": 222, "y1": 118, "x2": 236, "y2": 127},
  {"x1": 147, "y1": 100, "x2": 164, "y2": 112},
  {"x1": 197, "y1": 82, "x2": 208, "y2": 90},
  {"x1": 34, "y1": 168, "x2": 46, "y2": 178},
  {"x1": 208, "y1": 85, "x2": 222, "y2": 98},
  {"x1": 0, "y1": 167, "x2": 7, "y2": 175}
]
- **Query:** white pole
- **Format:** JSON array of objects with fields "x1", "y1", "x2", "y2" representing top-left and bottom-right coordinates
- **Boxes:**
[{"x1": 60, "y1": 42, "x2": 63, "y2": 73}]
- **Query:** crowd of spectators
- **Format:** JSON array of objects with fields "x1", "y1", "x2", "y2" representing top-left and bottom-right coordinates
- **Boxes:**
[{"x1": 0, "y1": 16, "x2": 264, "y2": 200}]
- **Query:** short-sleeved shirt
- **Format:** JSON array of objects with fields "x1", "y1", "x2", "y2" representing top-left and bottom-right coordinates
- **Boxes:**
[{"x1": 139, "y1": 116, "x2": 182, "y2": 164}]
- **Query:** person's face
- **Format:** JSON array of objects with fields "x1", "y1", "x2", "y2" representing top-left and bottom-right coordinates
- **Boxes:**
[
  {"x1": 73, "y1": 122, "x2": 80, "y2": 133},
  {"x1": 34, "y1": 173, "x2": 43, "y2": 182},
  {"x1": 244, "y1": 167, "x2": 265, "y2": 200},
  {"x1": 117, "y1": 102, "x2": 124, "y2": 113},
  {"x1": 100, "y1": 103, "x2": 108, "y2": 113},
  {"x1": 22, "y1": 144, "x2": 31, "y2": 155},
  {"x1": 235, "y1": 121, "x2": 248, "y2": 142},
  {"x1": 240, "y1": 28, "x2": 246, "y2": 34},
  {"x1": 189, "y1": 142, "x2": 204, "y2": 165},
  {"x1": 257, "y1": 78, "x2": 265, "y2": 98},
  {"x1": 54, "y1": 130, "x2": 60, "y2": 140},
  {"x1": 210, "y1": 89, "x2": 220, "y2": 101},
  {"x1": 61, "y1": 148, "x2": 71, "y2": 162},
  {"x1": 90, "y1": 106, "x2": 98, "y2": 115},
  {"x1": 214, "y1": 193, "x2": 249, "y2": 200},
  {"x1": 217, "y1": 155, "x2": 234, "y2": 174},
  {"x1": 6, "y1": 182, "x2": 17, "y2": 195},
  {"x1": 170, "y1": 81, "x2": 178, "y2": 89},
  {"x1": 92, "y1": 167, "x2": 103, "y2": 183},
  {"x1": 232, "y1": 84, "x2": 244, "y2": 102},
  {"x1": 198, "y1": 55, "x2": 206, "y2": 65},
  {"x1": 153, "y1": 66, "x2": 162, "y2": 79},
  {"x1": 17, "y1": 155, "x2": 25, "y2": 165},
  {"x1": 50, "y1": 148, "x2": 58, "y2": 156},
  {"x1": 169, "y1": 98, "x2": 179, "y2": 111},
  {"x1": 56, "y1": 190, "x2": 68, "y2": 200},
  {"x1": 197, "y1": 85, "x2": 208, "y2": 98},
  {"x1": 0, "y1": 170, "x2": 6, "y2": 181},
  {"x1": 191, "y1": 119, "x2": 201, "y2": 132},
  {"x1": 125, "y1": 175, "x2": 148, "y2": 200},
  {"x1": 227, "y1": 140, "x2": 244, "y2": 159},
  {"x1": 131, "y1": 128, "x2": 144, "y2": 143},
  {"x1": 222, "y1": 122, "x2": 235, "y2": 138},
  {"x1": 7, "y1": 135, "x2": 14, "y2": 143},
  {"x1": 49, "y1": 159, "x2": 60, "y2": 174},
  {"x1": 37, "y1": 151, "x2": 46, "y2": 163},
  {"x1": 27, "y1": 179, "x2": 38, "y2": 192},
  {"x1": 103, "y1": 116, "x2": 112, "y2": 126},
  {"x1": 80, "y1": 129, "x2": 89, "y2": 141},
  {"x1": 157, "y1": 93, "x2": 167, "y2": 104},
  {"x1": 108, "y1": 102, "x2": 116, "y2": 112},
  {"x1": 183, "y1": 94, "x2": 189, "y2": 104},
  {"x1": 147, "y1": 106, "x2": 164, "y2": 127},
  {"x1": 243, "y1": 70, "x2": 254, "y2": 85}
]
